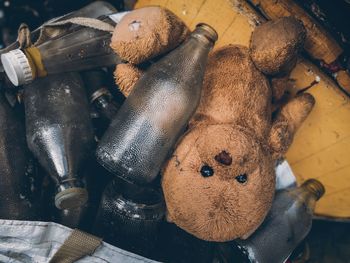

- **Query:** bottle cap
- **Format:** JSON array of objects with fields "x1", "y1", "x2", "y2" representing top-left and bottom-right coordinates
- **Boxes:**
[
  {"x1": 55, "y1": 187, "x2": 88, "y2": 210},
  {"x1": 1, "y1": 49, "x2": 33, "y2": 86},
  {"x1": 195, "y1": 23, "x2": 218, "y2": 43},
  {"x1": 302, "y1": 179, "x2": 325, "y2": 200},
  {"x1": 90, "y1": 87, "x2": 111, "y2": 104}
]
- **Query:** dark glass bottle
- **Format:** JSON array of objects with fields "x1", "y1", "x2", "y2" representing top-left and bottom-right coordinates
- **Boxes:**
[
  {"x1": 52, "y1": 160, "x2": 113, "y2": 230},
  {"x1": 0, "y1": 92, "x2": 42, "y2": 220},
  {"x1": 81, "y1": 69, "x2": 120, "y2": 123},
  {"x1": 217, "y1": 179, "x2": 325, "y2": 263},
  {"x1": 156, "y1": 222, "x2": 215, "y2": 263},
  {"x1": 96, "y1": 23, "x2": 218, "y2": 185},
  {"x1": 0, "y1": 3, "x2": 127, "y2": 86},
  {"x1": 93, "y1": 178, "x2": 165, "y2": 258},
  {"x1": 24, "y1": 72, "x2": 94, "y2": 210}
]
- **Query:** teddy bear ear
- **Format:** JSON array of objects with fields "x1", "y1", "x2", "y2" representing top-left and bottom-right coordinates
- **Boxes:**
[
  {"x1": 250, "y1": 17, "x2": 306, "y2": 76},
  {"x1": 114, "y1": 63, "x2": 144, "y2": 97},
  {"x1": 269, "y1": 93, "x2": 315, "y2": 160},
  {"x1": 110, "y1": 6, "x2": 190, "y2": 65}
]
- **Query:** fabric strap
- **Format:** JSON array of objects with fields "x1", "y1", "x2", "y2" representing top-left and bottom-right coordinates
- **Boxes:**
[
  {"x1": 49, "y1": 229, "x2": 102, "y2": 263},
  {"x1": 34, "y1": 16, "x2": 114, "y2": 46},
  {"x1": 44, "y1": 17, "x2": 115, "y2": 32}
]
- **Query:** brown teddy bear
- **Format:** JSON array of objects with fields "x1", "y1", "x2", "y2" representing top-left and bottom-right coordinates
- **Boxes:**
[{"x1": 111, "y1": 9, "x2": 314, "y2": 242}]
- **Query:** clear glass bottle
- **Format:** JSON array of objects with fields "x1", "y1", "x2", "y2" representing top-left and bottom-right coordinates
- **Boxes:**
[
  {"x1": 217, "y1": 179, "x2": 325, "y2": 263},
  {"x1": 0, "y1": 1, "x2": 117, "y2": 62},
  {"x1": 96, "y1": 23, "x2": 218, "y2": 185},
  {"x1": 24, "y1": 72, "x2": 94, "y2": 210},
  {"x1": 0, "y1": 92, "x2": 42, "y2": 220},
  {"x1": 93, "y1": 178, "x2": 165, "y2": 258},
  {"x1": 0, "y1": 2, "x2": 127, "y2": 86}
]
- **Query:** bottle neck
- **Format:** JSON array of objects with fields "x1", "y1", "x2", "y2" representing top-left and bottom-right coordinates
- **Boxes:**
[
  {"x1": 291, "y1": 187, "x2": 317, "y2": 212},
  {"x1": 290, "y1": 179, "x2": 325, "y2": 211},
  {"x1": 189, "y1": 27, "x2": 216, "y2": 50},
  {"x1": 301, "y1": 179, "x2": 325, "y2": 201}
]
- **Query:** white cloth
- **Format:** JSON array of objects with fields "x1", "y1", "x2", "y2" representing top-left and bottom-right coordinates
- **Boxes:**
[{"x1": 0, "y1": 220, "x2": 158, "y2": 263}]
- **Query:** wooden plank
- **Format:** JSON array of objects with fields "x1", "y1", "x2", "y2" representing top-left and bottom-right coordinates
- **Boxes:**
[
  {"x1": 136, "y1": 0, "x2": 350, "y2": 218},
  {"x1": 287, "y1": 102, "x2": 350, "y2": 162},
  {"x1": 291, "y1": 137, "x2": 350, "y2": 187},
  {"x1": 316, "y1": 189, "x2": 350, "y2": 218},
  {"x1": 249, "y1": 0, "x2": 343, "y2": 64},
  {"x1": 189, "y1": 0, "x2": 237, "y2": 39},
  {"x1": 216, "y1": 13, "x2": 252, "y2": 47},
  {"x1": 316, "y1": 164, "x2": 350, "y2": 195},
  {"x1": 166, "y1": 0, "x2": 206, "y2": 26},
  {"x1": 134, "y1": 0, "x2": 168, "y2": 7}
]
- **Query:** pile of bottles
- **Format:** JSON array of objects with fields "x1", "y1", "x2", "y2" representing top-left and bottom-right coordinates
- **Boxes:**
[{"x1": 0, "y1": 1, "x2": 325, "y2": 262}]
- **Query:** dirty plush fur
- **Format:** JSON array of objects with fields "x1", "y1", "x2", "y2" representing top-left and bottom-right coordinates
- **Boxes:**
[
  {"x1": 162, "y1": 45, "x2": 315, "y2": 242},
  {"x1": 250, "y1": 17, "x2": 306, "y2": 75},
  {"x1": 114, "y1": 63, "x2": 143, "y2": 97},
  {"x1": 111, "y1": 7, "x2": 189, "y2": 65},
  {"x1": 115, "y1": 14, "x2": 314, "y2": 241},
  {"x1": 270, "y1": 75, "x2": 293, "y2": 102}
]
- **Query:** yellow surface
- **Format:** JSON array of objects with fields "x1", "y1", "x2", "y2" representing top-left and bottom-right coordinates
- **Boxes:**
[{"x1": 135, "y1": 0, "x2": 350, "y2": 219}]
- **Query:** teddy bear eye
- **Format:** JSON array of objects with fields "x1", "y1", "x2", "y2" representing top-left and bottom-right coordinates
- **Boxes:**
[
  {"x1": 200, "y1": 164, "x2": 214, "y2": 177},
  {"x1": 235, "y1": 174, "x2": 247, "y2": 184}
]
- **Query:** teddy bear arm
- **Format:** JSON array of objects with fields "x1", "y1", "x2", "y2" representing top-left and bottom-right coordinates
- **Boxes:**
[
  {"x1": 114, "y1": 63, "x2": 144, "y2": 97},
  {"x1": 269, "y1": 93, "x2": 315, "y2": 160}
]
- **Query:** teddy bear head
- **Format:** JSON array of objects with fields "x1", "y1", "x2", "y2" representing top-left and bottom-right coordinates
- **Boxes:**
[{"x1": 162, "y1": 123, "x2": 275, "y2": 241}]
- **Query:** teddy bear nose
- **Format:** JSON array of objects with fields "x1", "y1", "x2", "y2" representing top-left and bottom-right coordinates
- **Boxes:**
[
  {"x1": 214, "y1": 150, "x2": 232, "y2": 165},
  {"x1": 200, "y1": 164, "x2": 214, "y2": 177}
]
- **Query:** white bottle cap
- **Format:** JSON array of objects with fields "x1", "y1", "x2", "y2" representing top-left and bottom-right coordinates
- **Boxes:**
[{"x1": 1, "y1": 49, "x2": 33, "y2": 86}]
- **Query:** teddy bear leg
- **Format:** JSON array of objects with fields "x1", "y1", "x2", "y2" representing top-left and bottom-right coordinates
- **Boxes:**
[
  {"x1": 114, "y1": 63, "x2": 144, "y2": 97},
  {"x1": 269, "y1": 93, "x2": 315, "y2": 160}
]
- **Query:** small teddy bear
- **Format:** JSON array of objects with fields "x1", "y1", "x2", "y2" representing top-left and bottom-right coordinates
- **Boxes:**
[{"x1": 111, "y1": 8, "x2": 314, "y2": 242}]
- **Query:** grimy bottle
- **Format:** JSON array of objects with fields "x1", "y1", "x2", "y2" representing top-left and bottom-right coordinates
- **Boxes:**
[
  {"x1": 0, "y1": 2, "x2": 128, "y2": 86},
  {"x1": 93, "y1": 178, "x2": 165, "y2": 258},
  {"x1": 81, "y1": 69, "x2": 120, "y2": 122},
  {"x1": 96, "y1": 23, "x2": 218, "y2": 185},
  {"x1": 24, "y1": 72, "x2": 94, "y2": 210},
  {"x1": 0, "y1": 92, "x2": 42, "y2": 220},
  {"x1": 217, "y1": 179, "x2": 325, "y2": 263},
  {"x1": 0, "y1": 1, "x2": 117, "y2": 58}
]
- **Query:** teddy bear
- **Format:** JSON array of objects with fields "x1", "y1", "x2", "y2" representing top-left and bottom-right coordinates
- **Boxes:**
[{"x1": 110, "y1": 7, "x2": 314, "y2": 242}]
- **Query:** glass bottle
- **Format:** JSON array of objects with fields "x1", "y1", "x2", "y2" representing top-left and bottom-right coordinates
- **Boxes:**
[
  {"x1": 93, "y1": 178, "x2": 165, "y2": 258},
  {"x1": 96, "y1": 23, "x2": 218, "y2": 185},
  {"x1": 81, "y1": 69, "x2": 120, "y2": 122},
  {"x1": 217, "y1": 179, "x2": 325, "y2": 263},
  {"x1": 51, "y1": 160, "x2": 113, "y2": 230},
  {"x1": 157, "y1": 222, "x2": 215, "y2": 263},
  {"x1": 0, "y1": 3, "x2": 128, "y2": 86},
  {"x1": 24, "y1": 72, "x2": 94, "y2": 210},
  {"x1": 0, "y1": 92, "x2": 42, "y2": 220},
  {"x1": 0, "y1": 1, "x2": 118, "y2": 65}
]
